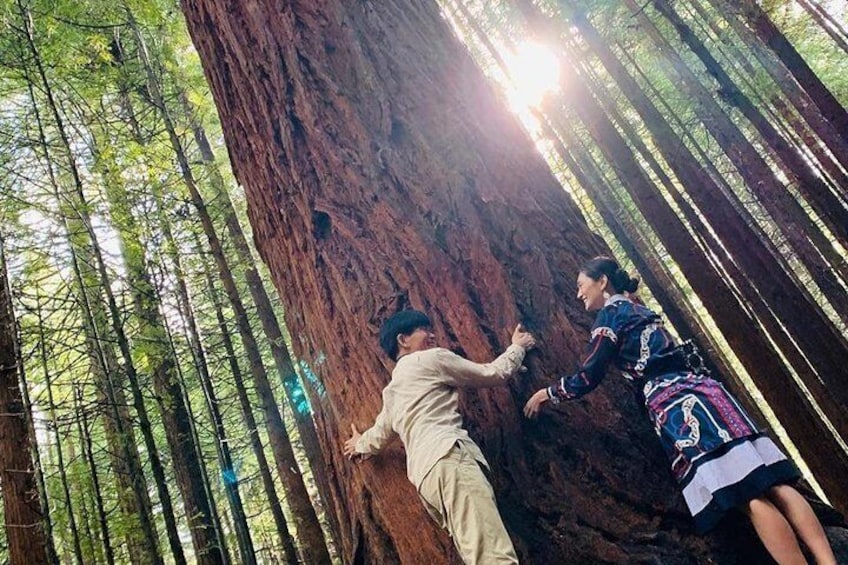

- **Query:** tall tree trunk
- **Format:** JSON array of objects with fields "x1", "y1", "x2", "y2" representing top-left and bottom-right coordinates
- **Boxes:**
[
  {"x1": 78, "y1": 184, "x2": 185, "y2": 565},
  {"x1": 16, "y1": 4, "x2": 180, "y2": 561},
  {"x1": 730, "y1": 0, "x2": 848, "y2": 143},
  {"x1": 148, "y1": 147, "x2": 309, "y2": 563},
  {"x1": 153, "y1": 256, "x2": 254, "y2": 565},
  {"x1": 179, "y1": 0, "x2": 828, "y2": 561},
  {"x1": 152, "y1": 290, "x2": 231, "y2": 564},
  {"x1": 69, "y1": 231, "x2": 160, "y2": 565},
  {"x1": 169, "y1": 336, "x2": 231, "y2": 565},
  {"x1": 74, "y1": 386, "x2": 115, "y2": 565},
  {"x1": 40, "y1": 316, "x2": 85, "y2": 565},
  {"x1": 97, "y1": 134, "x2": 224, "y2": 565},
  {"x1": 683, "y1": 0, "x2": 848, "y2": 202},
  {"x1": 89, "y1": 351, "x2": 157, "y2": 565},
  {"x1": 72, "y1": 444, "x2": 99, "y2": 564},
  {"x1": 0, "y1": 242, "x2": 50, "y2": 565},
  {"x1": 767, "y1": 95, "x2": 848, "y2": 199},
  {"x1": 193, "y1": 231, "x2": 300, "y2": 564},
  {"x1": 128, "y1": 14, "x2": 330, "y2": 559},
  {"x1": 652, "y1": 0, "x2": 848, "y2": 257},
  {"x1": 145, "y1": 202, "x2": 233, "y2": 562},
  {"x1": 698, "y1": 0, "x2": 848, "y2": 185},
  {"x1": 796, "y1": 0, "x2": 848, "y2": 55},
  {"x1": 186, "y1": 112, "x2": 341, "y2": 545},
  {"x1": 14, "y1": 321, "x2": 58, "y2": 565}
]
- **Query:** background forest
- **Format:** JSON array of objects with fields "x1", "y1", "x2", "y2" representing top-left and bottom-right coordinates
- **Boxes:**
[{"x1": 0, "y1": 0, "x2": 847, "y2": 563}]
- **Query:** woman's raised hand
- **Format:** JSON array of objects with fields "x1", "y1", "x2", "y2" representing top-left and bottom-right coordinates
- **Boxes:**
[{"x1": 523, "y1": 388, "x2": 549, "y2": 418}]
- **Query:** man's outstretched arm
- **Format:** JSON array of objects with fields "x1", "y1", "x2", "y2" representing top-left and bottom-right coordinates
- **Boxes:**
[
  {"x1": 344, "y1": 405, "x2": 393, "y2": 459},
  {"x1": 439, "y1": 324, "x2": 535, "y2": 388}
]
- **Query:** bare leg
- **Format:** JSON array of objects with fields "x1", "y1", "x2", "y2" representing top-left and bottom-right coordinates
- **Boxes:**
[
  {"x1": 767, "y1": 485, "x2": 836, "y2": 565},
  {"x1": 744, "y1": 495, "x2": 806, "y2": 565}
]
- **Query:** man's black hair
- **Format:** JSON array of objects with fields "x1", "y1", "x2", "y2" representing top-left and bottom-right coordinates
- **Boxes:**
[{"x1": 379, "y1": 310, "x2": 432, "y2": 360}]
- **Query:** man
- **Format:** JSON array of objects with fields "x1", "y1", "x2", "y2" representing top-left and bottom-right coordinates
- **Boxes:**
[{"x1": 344, "y1": 310, "x2": 535, "y2": 564}]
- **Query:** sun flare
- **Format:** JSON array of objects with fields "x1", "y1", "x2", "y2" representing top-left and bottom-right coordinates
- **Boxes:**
[{"x1": 504, "y1": 41, "x2": 561, "y2": 111}]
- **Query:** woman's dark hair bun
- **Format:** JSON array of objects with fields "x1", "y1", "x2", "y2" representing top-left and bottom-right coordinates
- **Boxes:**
[
  {"x1": 612, "y1": 268, "x2": 640, "y2": 294},
  {"x1": 582, "y1": 256, "x2": 640, "y2": 294}
]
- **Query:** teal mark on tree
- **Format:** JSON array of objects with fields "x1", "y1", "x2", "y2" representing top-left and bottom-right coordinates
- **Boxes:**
[
  {"x1": 288, "y1": 366, "x2": 313, "y2": 416},
  {"x1": 222, "y1": 459, "x2": 242, "y2": 485},
  {"x1": 298, "y1": 357, "x2": 327, "y2": 404}
]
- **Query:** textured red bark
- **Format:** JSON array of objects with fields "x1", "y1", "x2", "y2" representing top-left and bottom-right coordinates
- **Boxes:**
[{"x1": 179, "y1": 0, "x2": 841, "y2": 562}]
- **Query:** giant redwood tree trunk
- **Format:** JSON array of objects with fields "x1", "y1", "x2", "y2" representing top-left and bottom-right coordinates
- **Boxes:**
[{"x1": 179, "y1": 0, "x2": 828, "y2": 562}]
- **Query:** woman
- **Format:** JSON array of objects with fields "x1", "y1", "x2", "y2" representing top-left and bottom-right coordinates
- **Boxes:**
[{"x1": 524, "y1": 256, "x2": 835, "y2": 565}]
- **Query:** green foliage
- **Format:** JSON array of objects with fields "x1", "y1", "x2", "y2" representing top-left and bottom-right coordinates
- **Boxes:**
[{"x1": 1, "y1": 0, "x2": 331, "y2": 561}]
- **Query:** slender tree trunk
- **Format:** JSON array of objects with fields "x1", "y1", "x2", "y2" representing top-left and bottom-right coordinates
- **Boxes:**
[
  {"x1": 51, "y1": 192, "x2": 160, "y2": 564},
  {"x1": 176, "y1": 306, "x2": 253, "y2": 565},
  {"x1": 15, "y1": 326, "x2": 58, "y2": 565},
  {"x1": 730, "y1": 0, "x2": 848, "y2": 143},
  {"x1": 682, "y1": 0, "x2": 848, "y2": 203},
  {"x1": 80, "y1": 186, "x2": 185, "y2": 565},
  {"x1": 766, "y1": 95, "x2": 848, "y2": 199},
  {"x1": 697, "y1": 0, "x2": 848, "y2": 185},
  {"x1": 151, "y1": 289, "x2": 230, "y2": 564},
  {"x1": 0, "y1": 243, "x2": 50, "y2": 565},
  {"x1": 193, "y1": 231, "x2": 299, "y2": 564},
  {"x1": 97, "y1": 135, "x2": 224, "y2": 565},
  {"x1": 796, "y1": 0, "x2": 848, "y2": 55},
  {"x1": 145, "y1": 200, "x2": 234, "y2": 562},
  {"x1": 652, "y1": 0, "x2": 848, "y2": 256},
  {"x1": 73, "y1": 448, "x2": 99, "y2": 564},
  {"x1": 72, "y1": 239, "x2": 160, "y2": 565},
  {"x1": 75, "y1": 387, "x2": 115, "y2": 565},
  {"x1": 40, "y1": 321, "x2": 85, "y2": 565},
  {"x1": 152, "y1": 256, "x2": 254, "y2": 565},
  {"x1": 140, "y1": 277, "x2": 224, "y2": 565},
  {"x1": 187, "y1": 113, "x2": 341, "y2": 545},
  {"x1": 128, "y1": 15, "x2": 330, "y2": 559},
  {"x1": 17, "y1": 4, "x2": 179, "y2": 561},
  {"x1": 60, "y1": 251, "x2": 156, "y2": 565},
  {"x1": 168, "y1": 335, "x2": 231, "y2": 565},
  {"x1": 89, "y1": 356, "x2": 157, "y2": 564}
]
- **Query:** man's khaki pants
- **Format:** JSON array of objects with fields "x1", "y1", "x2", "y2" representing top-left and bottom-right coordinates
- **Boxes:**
[{"x1": 418, "y1": 442, "x2": 519, "y2": 564}]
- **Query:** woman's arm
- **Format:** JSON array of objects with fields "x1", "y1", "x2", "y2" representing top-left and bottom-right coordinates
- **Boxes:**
[
  {"x1": 524, "y1": 310, "x2": 620, "y2": 417},
  {"x1": 548, "y1": 328, "x2": 618, "y2": 401}
]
